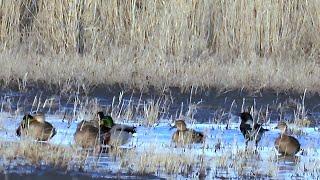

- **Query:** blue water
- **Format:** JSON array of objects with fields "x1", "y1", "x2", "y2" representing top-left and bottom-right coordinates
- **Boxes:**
[{"x1": 0, "y1": 88, "x2": 320, "y2": 178}]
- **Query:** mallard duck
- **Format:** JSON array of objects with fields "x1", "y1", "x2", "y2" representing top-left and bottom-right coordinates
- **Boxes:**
[
  {"x1": 171, "y1": 120, "x2": 204, "y2": 145},
  {"x1": 73, "y1": 120, "x2": 101, "y2": 149},
  {"x1": 275, "y1": 121, "x2": 301, "y2": 156},
  {"x1": 97, "y1": 111, "x2": 136, "y2": 146},
  {"x1": 16, "y1": 112, "x2": 56, "y2": 141},
  {"x1": 239, "y1": 112, "x2": 269, "y2": 149}
]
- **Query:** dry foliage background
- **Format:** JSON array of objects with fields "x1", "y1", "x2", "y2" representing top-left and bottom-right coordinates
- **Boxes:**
[{"x1": 0, "y1": 0, "x2": 319, "y2": 92}]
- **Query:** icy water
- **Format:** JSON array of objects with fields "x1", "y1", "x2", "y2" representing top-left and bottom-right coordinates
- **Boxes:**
[
  {"x1": 0, "y1": 87, "x2": 320, "y2": 179},
  {"x1": 0, "y1": 166, "x2": 162, "y2": 180},
  {"x1": 1, "y1": 87, "x2": 320, "y2": 124}
]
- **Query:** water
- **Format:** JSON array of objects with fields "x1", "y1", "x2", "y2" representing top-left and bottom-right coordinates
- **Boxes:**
[
  {"x1": 1, "y1": 87, "x2": 320, "y2": 123},
  {"x1": 0, "y1": 87, "x2": 320, "y2": 179},
  {"x1": 1, "y1": 167, "x2": 163, "y2": 180}
]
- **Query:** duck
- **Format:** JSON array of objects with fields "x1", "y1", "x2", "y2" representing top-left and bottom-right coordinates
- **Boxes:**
[
  {"x1": 16, "y1": 112, "x2": 56, "y2": 141},
  {"x1": 74, "y1": 112, "x2": 136, "y2": 148},
  {"x1": 73, "y1": 112, "x2": 110, "y2": 149},
  {"x1": 171, "y1": 120, "x2": 204, "y2": 145},
  {"x1": 73, "y1": 120, "x2": 102, "y2": 149},
  {"x1": 239, "y1": 112, "x2": 269, "y2": 149},
  {"x1": 275, "y1": 121, "x2": 301, "y2": 156},
  {"x1": 97, "y1": 111, "x2": 136, "y2": 147}
]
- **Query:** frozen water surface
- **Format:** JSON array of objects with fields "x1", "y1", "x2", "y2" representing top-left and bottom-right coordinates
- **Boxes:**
[
  {"x1": 1, "y1": 114, "x2": 320, "y2": 179},
  {"x1": 0, "y1": 88, "x2": 319, "y2": 179}
]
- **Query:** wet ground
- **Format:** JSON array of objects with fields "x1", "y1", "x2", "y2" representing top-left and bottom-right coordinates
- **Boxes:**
[{"x1": 0, "y1": 87, "x2": 320, "y2": 179}]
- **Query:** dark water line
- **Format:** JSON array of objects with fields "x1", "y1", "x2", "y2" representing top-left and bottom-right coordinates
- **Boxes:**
[
  {"x1": 0, "y1": 167, "x2": 164, "y2": 180},
  {"x1": 1, "y1": 87, "x2": 320, "y2": 124}
]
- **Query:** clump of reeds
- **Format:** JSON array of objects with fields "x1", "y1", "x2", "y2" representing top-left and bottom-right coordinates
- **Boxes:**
[
  {"x1": 0, "y1": 140, "x2": 87, "y2": 170},
  {"x1": 118, "y1": 146, "x2": 207, "y2": 178}
]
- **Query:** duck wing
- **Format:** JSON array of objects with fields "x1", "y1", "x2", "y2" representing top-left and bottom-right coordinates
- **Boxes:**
[
  {"x1": 253, "y1": 123, "x2": 269, "y2": 133},
  {"x1": 191, "y1": 130, "x2": 205, "y2": 143},
  {"x1": 76, "y1": 120, "x2": 96, "y2": 131},
  {"x1": 43, "y1": 122, "x2": 56, "y2": 139},
  {"x1": 74, "y1": 124, "x2": 100, "y2": 148},
  {"x1": 240, "y1": 123, "x2": 252, "y2": 139},
  {"x1": 113, "y1": 124, "x2": 136, "y2": 134}
]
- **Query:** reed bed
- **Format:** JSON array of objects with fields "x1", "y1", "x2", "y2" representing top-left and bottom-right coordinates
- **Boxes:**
[{"x1": 0, "y1": 0, "x2": 318, "y2": 93}]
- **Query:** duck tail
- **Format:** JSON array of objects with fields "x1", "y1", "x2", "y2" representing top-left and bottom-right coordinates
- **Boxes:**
[
  {"x1": 126, "y1": 127, "x2": 136, "y2": 134},
  {"x1": 132, "y1": 127, "x2": 137, "y2": 134},
  {"x1": 51, "y1": 128, "x2": 57, "y2": 138},
  {"x1": 200, "y1": 133, "x2": 205, "y2": 143},
  {"x1": 16, "y1": 127, "x2": 21, "y2": 137},
  {"x1": 300, "y1": 148, "x2": 305, "y2": 155}
]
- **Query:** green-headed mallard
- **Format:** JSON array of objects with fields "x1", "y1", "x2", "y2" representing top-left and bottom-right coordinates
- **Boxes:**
[
  {"x1": 171, "y1": 120, "x2": 204, "y2": 145},
  {"x1": 275, "y1": 121, "x2": 301, "y2": 156},
  {"x1": 97, "y1": 111, "x2": 136, "y2": 146},
  {"x1": 74, "y1": 112, "x2": 136, "y2": 148},
  {"x1": 16, "y1": 112, "x2": 56, "y2": 141}
]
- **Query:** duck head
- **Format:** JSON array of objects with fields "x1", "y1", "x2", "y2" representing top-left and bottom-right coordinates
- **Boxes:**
[
  {"x1": 21, "y1": 114, "x2": 34, "y2": 128},
  {"x1": 239, "y1": 112, "x2": 254, "y2": 125},
  {"x1": 171, "y1": 120, "x2": 187, "y2": 131},
  {"x1": 33, "y1": 112, "x2": 45, "y2": 123},
  {"x1": 275, "y1": 121, "x2": 288, "y2": 133},
  {"x1": 16, "y1": 114, "x2": 33, "y2": 136},
  {"x1": 97, "y1": 111, "x2": 114, "y2": 128}
]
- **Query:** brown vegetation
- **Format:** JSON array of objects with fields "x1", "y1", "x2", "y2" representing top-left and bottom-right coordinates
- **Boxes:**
[{"x1": 0, "y1": 0, "x2": 319, "y2": 92}]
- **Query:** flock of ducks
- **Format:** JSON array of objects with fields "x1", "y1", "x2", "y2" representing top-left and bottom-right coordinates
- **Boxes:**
[
  {"x1": 15, "y1": 111, "x2": 301, "y2": 156},
  {"x1": 239, "y1": 112, "x2": 301, "y2": 156}
]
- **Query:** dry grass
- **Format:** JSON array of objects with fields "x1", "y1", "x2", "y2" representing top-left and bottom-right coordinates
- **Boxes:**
[
  {"x1": 211, "y1": 147, "x2": 280, "y2": 178},
  {"x1": 0, "y1": 0, "x2": 318, "y2": 93},
  {"x1": 1, "y1": 136, "x2": 318, "y2": 178},
  {"x1": 117, "y1": 147, "x2": 206, "y2": 177},
  {"x1": 0, "y1": 140, "x2": 87, "y2": 170}
]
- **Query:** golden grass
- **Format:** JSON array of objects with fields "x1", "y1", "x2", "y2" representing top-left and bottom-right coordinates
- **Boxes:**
[
  {"x1": 0, "y1": 140, "x2": 87, "y2": 169},
  {"x1": 118, "y1": 147, "x2": 206, "y2": 177},
  {"x1": 0, "y1": 0, "x2": 318, "y2": 92}
]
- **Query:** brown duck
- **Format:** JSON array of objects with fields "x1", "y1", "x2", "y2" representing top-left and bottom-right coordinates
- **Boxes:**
[
  {"x1": 74, "y1": 112, "x2": 109, "y2": 148},
  {"x1": 171, "y1": 120, "x2": 204, "y2": 145},
  {"x1": 275, "y1": 121, "x2": 301, "y2": 156},
  {"x1": 74, "y1": 112, "x2": 136, "y2": 148},
  {"x1": 16, "y1": 112, "x2": 56, "y2": 141},
  {"x1": 74, "y1": 119, "x2": 105, "y2": 149}
]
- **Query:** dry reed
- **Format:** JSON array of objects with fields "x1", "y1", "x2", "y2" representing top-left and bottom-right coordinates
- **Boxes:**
[{"x1": 0, "y1": 0, "x2": 317, "y2": 92}]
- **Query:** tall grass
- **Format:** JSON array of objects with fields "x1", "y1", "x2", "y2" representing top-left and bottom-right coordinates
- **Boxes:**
[{"x1": 0, "y1": 0, "x2": 319, "y2": 92}]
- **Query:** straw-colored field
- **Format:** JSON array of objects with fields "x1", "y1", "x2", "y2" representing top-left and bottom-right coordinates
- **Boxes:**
[{"x1": 0, "y1": 0, "x2": 318, "y2": 93}]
